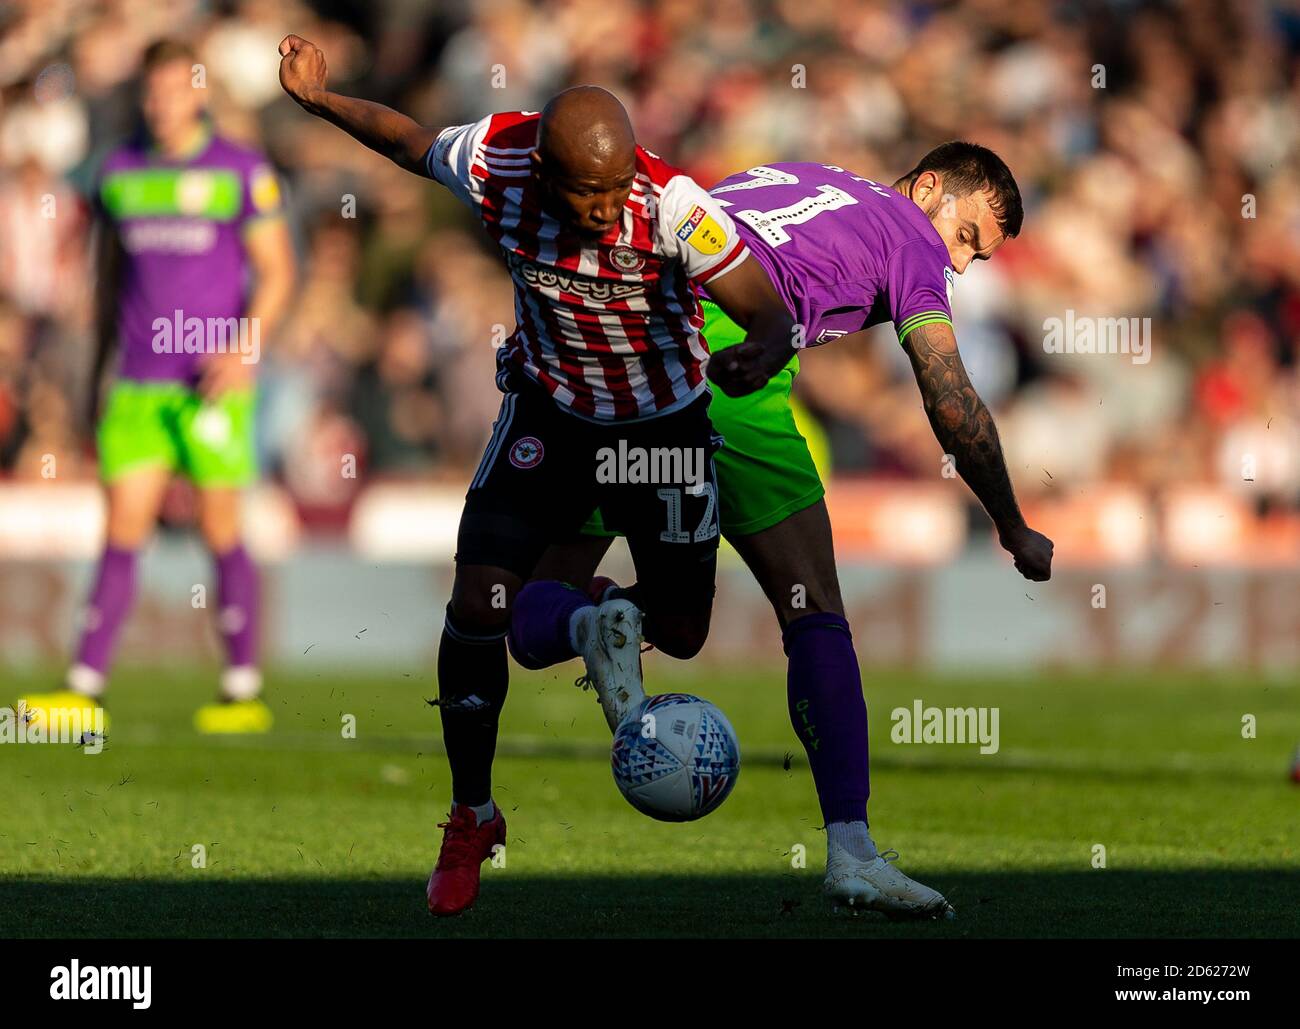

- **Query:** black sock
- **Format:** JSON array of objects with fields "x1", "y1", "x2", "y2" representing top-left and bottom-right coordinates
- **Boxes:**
[{"x1": 436, "y1": 608, "x2": 509, "y2": 807}]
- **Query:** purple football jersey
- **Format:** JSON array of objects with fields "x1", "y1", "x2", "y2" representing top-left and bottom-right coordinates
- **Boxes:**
[
  {"x1": 96, "y1": 131, "x2": 282, "y2": 384},
  {"x1": 706, "y1": 163, "x2": 954, "y2": 347}
]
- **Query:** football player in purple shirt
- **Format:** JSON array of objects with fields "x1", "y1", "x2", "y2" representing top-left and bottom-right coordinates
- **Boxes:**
[
  {"x1": 20, "y1": 41, "x2": 296, "y2": 735},
  {"x1": 543, "y1": 145, "x2": 1054, "y2": 919}
]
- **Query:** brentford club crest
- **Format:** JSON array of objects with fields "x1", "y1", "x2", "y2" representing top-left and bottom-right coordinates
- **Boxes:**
[
  {"x1": 509, "y1": 436, "x2": 544, "y2": 469},
  {"x1": 610, "y1": 245, "x2": 644, "y2": 273}
]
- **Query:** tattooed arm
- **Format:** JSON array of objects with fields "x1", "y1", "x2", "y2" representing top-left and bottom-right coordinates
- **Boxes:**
[{"x1": 901, "y1": 320, "x2": 1054, "y2": 581}]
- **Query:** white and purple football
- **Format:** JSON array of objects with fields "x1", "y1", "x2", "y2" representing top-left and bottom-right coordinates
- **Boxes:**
[{"x1": 610, "y1": 693, "x2": 741, "y2": 822}]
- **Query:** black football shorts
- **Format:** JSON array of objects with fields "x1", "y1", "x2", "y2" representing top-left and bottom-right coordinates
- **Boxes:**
[{"x1": 456, "y1": 373, "x2": 721, "y2": 614}]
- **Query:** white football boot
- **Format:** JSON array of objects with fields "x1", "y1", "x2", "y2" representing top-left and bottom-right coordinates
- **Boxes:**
[
  {"x1": 825, "y1": 842, "x2": 956, "y2": 920},
  {"x1": 572, "y1": 598, "x2": 646, "y2": 732}
]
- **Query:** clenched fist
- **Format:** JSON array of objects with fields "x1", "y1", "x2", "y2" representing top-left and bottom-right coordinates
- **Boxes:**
[
  {"x1": 999, "y1": 523, "x2": 1054, "y2": 582},
  {"x1": 707, "y1": 339, "x2": 792, "y2": 398},
  {"x1": 278, "y1": 35, "x2": 328, "y2": 110}
]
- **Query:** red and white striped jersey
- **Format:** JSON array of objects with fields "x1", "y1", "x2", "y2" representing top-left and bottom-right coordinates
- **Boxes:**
[{"x1": 425, "y1": 111, "x2": 749, "y2": 421}]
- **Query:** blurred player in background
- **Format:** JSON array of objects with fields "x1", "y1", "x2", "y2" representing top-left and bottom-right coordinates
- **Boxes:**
[
  {"x1": 544, "y1": 149, "x2": 1054, "y2": 918},
  {"x1": 276, "y1": 34, "x2": 795, "y2": 917},
  {"x1": 18, "y1": 40, "x2": 296, "y2": 734}
]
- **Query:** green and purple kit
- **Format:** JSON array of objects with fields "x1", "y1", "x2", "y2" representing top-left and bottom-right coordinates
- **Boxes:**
[{"x1": 94, "y1": 130, "x2": 281, "y2": 485}]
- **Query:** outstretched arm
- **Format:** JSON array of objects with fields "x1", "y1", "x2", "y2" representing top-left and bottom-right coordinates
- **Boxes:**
[
  {"x1": 901, "y1": 320, "x2": 1054, "y2": 581},
  {"x1": 278, "y1": 35, "x2": 440, "y2": 176}
]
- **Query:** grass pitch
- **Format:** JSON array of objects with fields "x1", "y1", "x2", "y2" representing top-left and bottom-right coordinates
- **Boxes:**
[{"x1": 1, "y1": 661, "x2": 1297, "y2": 938}]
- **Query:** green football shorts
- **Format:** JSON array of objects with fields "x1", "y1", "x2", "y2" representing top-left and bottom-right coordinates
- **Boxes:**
[
  {"x1": 583, "y1": 298, "x2": 827, "y2": 539},
  {"x1": 97, "y1": 379, "x2": 257, "y2": 488}
]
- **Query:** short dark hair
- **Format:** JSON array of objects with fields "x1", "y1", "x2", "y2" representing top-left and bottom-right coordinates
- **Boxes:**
[
  {"x1": 142, "y1": 39, "x2": 199, "y2": 73},
  {"x1": 899, "y1": 141, "x2": 1023, "y2": 238}
]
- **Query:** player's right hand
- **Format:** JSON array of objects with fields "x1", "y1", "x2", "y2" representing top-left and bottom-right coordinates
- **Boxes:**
[
  {"x1": 999, "y1": 524, "x2": 1054, "y2": 581},
  {"x1": 197, "y1": 351, "x2": 253, "y2": 401},
  {"x1": 278, "y1": 35, "x2": 328, "y2": 110}
]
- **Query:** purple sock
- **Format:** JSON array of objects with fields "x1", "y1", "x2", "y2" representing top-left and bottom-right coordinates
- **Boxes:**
[
  {"x1": 73, "y1": 544, "x2": 138, "y2": 675},
  {"x1": 215, "y1": 544, "x2": 259, "y2": 668},
  {"x1": 508, "y1": 580, "x2": 594, "y2": 669},
  {"x1": 783, "y1": 612, "x2": 870, "y2": 825}
]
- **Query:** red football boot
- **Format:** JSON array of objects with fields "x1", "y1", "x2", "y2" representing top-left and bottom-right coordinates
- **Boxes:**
[{"x1": 426, "y1": 803, "x2": 507, "y2": 916}]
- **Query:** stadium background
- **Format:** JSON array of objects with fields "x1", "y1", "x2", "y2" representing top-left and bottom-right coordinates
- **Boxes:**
[
  {"x1": 0, "y1": 0, "x2": 1297, "y2": 672},
  {"x1": 2, "y1": 0, "x2": 1299, "y2": 942}
]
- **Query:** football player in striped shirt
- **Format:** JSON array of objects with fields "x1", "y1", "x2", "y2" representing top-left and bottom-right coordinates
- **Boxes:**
[
  {"x1": 544, "y1": 150, "x2": 1054, "y2": 919},
  {"x1": 278, "y1": 36, "x2": 796, "y2": 916}
]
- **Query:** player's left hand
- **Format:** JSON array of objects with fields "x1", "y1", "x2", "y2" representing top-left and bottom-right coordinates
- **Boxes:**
[
  {"x1": 198, "y1": 352, "x2": 253, "y2": 400},
  {"x1": 707, "y1": 340, "x2": 790, "y2": 397},
  {"x1": 999, "y1": 523, "x2": 1054, "y2": 581}
]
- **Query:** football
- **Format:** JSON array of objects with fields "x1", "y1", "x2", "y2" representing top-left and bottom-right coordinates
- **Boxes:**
[{"x1": 610, "y1": 693, "x2": 741, "y2": 822}]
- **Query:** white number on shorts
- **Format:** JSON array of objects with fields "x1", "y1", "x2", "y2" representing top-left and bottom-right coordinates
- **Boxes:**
[
  {"x1": 687, "y1": 481, "x2": 718, "y2": 542},
  {"x1": 658, "y1": 483, "x2": 718, "y2": 544}
]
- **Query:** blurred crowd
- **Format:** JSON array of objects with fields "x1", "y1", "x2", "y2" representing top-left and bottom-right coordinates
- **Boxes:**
[{"x1": 2, "y1": 0, "x2": 1299, "y2": 528}]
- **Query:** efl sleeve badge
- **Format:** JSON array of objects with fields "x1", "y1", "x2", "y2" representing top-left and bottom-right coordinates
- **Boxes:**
[{"x1": 674, "y1": 205, "x2": 728, "y2": 256}]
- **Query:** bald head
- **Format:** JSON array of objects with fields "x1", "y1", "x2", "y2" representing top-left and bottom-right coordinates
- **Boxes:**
[
  {"x1": 538, "y1": 86, "x2": 635, "y2": 173},
  {"x1": 533, "y1": 86, "x2": 637, "y2": 237}
]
